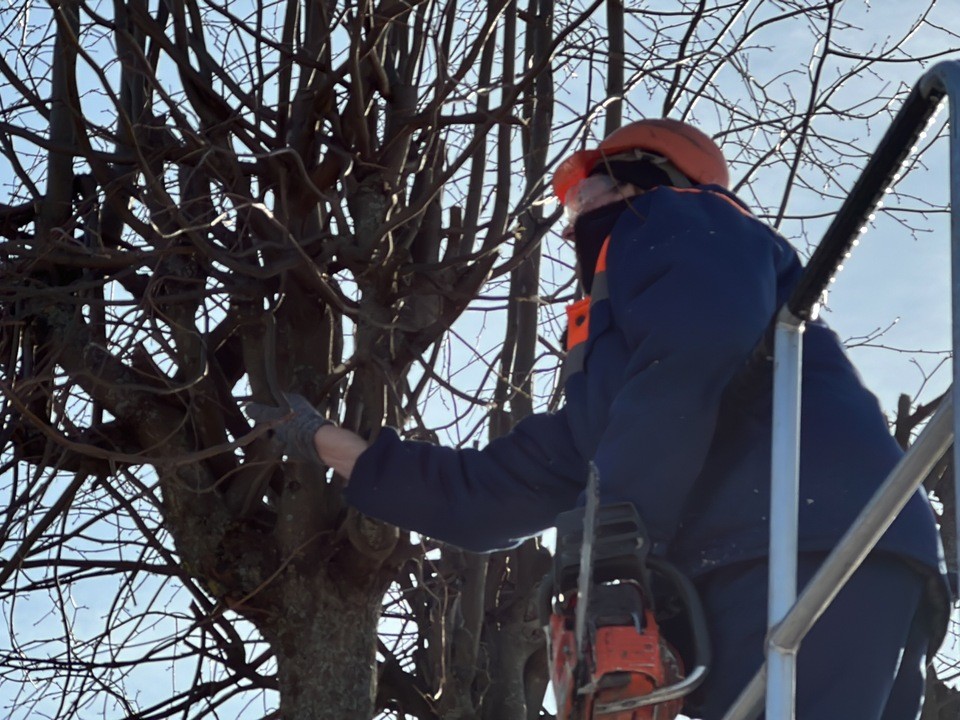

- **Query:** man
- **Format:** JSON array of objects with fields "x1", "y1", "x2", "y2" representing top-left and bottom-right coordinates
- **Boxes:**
[{"x1": 248, "y1": 119, "x2": 950, "y2": 719}]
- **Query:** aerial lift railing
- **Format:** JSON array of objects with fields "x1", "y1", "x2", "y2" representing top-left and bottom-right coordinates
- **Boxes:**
[{"x1": 722, "y1": 59, "x2": 960, "y2": 720}]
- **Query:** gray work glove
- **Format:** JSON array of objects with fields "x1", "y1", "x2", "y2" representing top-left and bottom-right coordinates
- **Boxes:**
[{"x1": 244, "y1": 393, "x2": 331, "y2": 467}]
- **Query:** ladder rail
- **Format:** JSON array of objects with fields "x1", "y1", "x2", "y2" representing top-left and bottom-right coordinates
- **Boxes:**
[
  {"x1": 766, "y1": 308, "x2": 803, "y2": 720},
  {"x1": 722, "y1": 58, "x2": 960, "y2": 720}
]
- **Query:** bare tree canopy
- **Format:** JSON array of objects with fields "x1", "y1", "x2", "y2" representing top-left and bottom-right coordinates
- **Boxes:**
[{"x1": 1, "y1": 1, "x2": 958, "y2": 719}]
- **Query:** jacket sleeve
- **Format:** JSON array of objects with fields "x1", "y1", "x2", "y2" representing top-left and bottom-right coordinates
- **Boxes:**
[
  {"x1": 343, "y1": 407, "x2": 588, "y2": 552},
  {"x1": 595, "y1": 189, "x2": 780, "y2": 547}
]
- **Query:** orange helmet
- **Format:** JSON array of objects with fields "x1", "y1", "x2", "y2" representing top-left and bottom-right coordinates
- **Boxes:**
[{"x1": 552, "y1": 119, "x2": 729, "y2": 203}]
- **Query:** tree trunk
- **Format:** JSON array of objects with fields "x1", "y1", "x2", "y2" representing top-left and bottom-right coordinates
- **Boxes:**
[{"x1": 263, "y1": 574, "x2": 382, "y2": 720}]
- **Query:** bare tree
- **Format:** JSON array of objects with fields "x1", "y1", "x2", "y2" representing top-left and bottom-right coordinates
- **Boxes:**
[{"x1": 0, "y1": 2, "x2": 957, "y2": 719}]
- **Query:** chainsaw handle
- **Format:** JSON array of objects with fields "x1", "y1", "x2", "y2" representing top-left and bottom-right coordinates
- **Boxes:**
[
  {"x1": 593, "y1": 665, "x2": 709, "y2": 714},
  {"x1": 649, "y1": 556, "x2": 713, "y2": 685}
]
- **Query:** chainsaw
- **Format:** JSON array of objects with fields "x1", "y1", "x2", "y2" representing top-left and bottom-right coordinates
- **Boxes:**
[{"x1": 539, "y1": 464, "x2": 711, "y2": 720}]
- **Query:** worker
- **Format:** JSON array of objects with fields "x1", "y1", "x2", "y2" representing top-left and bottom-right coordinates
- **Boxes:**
[{"x1": 246, "y1": 119, "x2": 950, "y2": 719}]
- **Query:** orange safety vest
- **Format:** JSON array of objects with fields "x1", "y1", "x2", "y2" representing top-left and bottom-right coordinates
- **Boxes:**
[
  {"x1": 565, "y1": 238, "x2": 610, "y2": 350},
  {"x1": 562, "y1": 238, "x2": 610, "y2": 380}
]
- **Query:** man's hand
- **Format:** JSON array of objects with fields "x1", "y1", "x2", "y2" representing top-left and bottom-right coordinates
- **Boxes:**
[{"x1": 244, "y1": 393, "x2": 331, "y2": 468}]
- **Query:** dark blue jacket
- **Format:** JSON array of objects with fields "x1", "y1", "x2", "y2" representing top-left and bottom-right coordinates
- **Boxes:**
[{"x1": 345, "y1": 186, "x2": 946, "y2": 587}]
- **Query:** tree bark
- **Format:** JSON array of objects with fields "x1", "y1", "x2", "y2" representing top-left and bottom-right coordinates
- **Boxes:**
[{"x1": 262, "y1": 575, "x2": 382, "y2": 720}]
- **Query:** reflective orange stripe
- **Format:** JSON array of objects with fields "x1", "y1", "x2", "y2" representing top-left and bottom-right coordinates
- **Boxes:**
[
  {"x1": 671, "y1": 187, "x2": 752, "y2": 216},
  {"x1": 595, "y1": 238, "x2": 609, "y2": 272},
  {"x1": 565, "y1": 298, "x2": 591, "y2": 350}
]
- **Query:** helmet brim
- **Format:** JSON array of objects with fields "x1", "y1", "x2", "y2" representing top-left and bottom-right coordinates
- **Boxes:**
[{"x1": 552, "y1": 149, "x2": 604, "y2": 204}]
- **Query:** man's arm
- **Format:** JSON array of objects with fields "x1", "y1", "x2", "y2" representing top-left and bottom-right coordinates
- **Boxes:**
[
  {"x1": 314, "y1": 424, "x2": 368, "y2": 481},
  {"x1": 342, "y1": 409, "x2": 588, "y2": 552}
]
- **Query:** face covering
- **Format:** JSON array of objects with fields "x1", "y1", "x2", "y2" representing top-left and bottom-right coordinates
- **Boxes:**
[{"x1": 573, "y1": 201, "x2": 626, "y2": 294}]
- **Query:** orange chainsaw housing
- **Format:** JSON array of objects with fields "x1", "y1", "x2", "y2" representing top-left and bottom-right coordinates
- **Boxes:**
[{"x1": 549, "y1": 608, "x2": 684, "y2": 720}]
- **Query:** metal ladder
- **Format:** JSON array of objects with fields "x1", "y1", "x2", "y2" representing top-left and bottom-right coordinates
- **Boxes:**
[{"x1": 721, "y1": 59, "x2": 960, "y2": 720}]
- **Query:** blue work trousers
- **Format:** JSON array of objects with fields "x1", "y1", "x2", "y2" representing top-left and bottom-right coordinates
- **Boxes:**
[{"x1": 682, "y1": 553, "x2": 931, "y2": 720}]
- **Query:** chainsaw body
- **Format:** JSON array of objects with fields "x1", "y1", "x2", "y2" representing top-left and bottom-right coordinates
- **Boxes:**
[
  {"x1": 549, "y1": 599, "x2": 685, "y2": 720},
  {"x1": 541, "y1": 503, "x2": 709, "y2": 720}
]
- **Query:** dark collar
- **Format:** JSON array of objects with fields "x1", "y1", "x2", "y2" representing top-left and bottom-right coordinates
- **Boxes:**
[{"x1": 573, "y1": 201, "x2": 630, "y2": 294}]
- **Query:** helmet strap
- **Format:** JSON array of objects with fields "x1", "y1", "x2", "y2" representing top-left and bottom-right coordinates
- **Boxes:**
[{"x1": 595, "y1": 150, "x2": 693, "y2": 189}]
